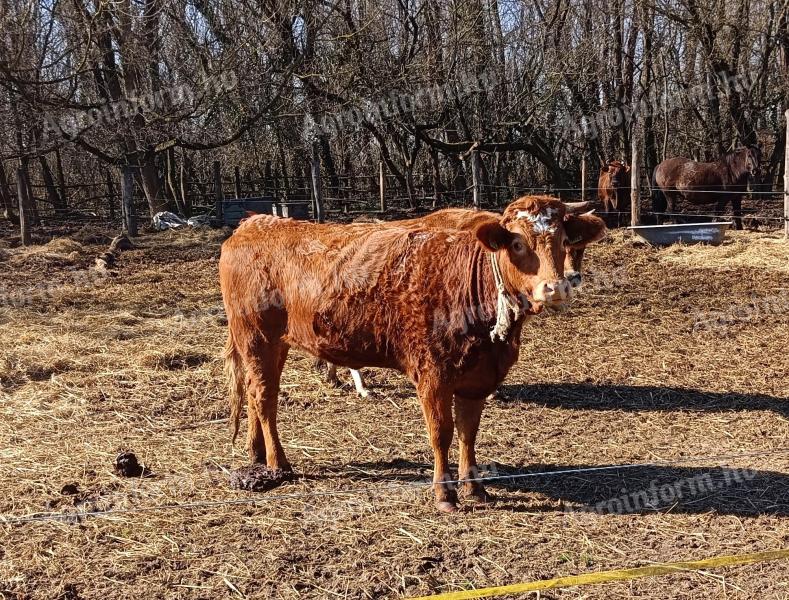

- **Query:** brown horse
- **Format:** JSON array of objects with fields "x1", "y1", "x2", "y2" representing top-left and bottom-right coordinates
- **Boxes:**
[{"x1": 651, "y1": 145, "x2": 761, "y2": 230}]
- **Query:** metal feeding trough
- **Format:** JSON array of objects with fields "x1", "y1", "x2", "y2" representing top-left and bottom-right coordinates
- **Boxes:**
[
  {"x1": 219, "y1": 197, "x2": 311, "y2": 227},
  {"x1": 628, "y1": 222, "x2": 733, "y2": 246}
]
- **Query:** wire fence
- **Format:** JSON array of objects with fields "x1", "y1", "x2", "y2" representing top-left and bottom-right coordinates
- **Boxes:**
[
  {"x1": 8, "y1": 169, "x2": 788, "y2": 232},
  {"x1": 2, "y1": 446, "x2": 787, "y2": 525}
]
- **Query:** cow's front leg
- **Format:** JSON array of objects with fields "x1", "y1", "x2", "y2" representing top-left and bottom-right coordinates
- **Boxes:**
[
  {"x1": 454, "y1": 395, "x2": 493, "y2": 504},
  {"x1": 418, "y1": 383, "x2": 457, "y2": 512}
]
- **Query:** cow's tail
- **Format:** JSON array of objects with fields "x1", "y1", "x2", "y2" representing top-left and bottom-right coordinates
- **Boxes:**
[
  {"x1": 224, "y1": 333, "x2": 246, "y2": 445},
  {"x1": 651, "y1": 168, "x2": 667, "y2": 213}
]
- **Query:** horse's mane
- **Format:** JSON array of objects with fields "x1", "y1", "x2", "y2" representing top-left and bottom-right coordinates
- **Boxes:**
[{"x1": 720, "y1": 145, "x2": 759, "y2": 178}]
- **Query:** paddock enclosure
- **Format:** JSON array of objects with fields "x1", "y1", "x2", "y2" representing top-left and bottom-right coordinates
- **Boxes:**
[{"x1": 1, "y1": 219, "x2": 788, "y2": 599}]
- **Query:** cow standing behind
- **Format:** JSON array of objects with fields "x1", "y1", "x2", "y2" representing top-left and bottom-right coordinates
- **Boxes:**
[
  {"x1": 220, "y1": 196, "x2": 606, "y2": 512},
  {"x1": 598, "y1": 161, "x2": 631, "y2": 226}
]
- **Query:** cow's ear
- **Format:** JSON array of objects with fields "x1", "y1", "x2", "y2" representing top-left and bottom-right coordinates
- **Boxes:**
[
  {"x1": 564, "y1": 213, "x2": 607, "y2": 248},
  {"x1": 600, "y1": 166, "x2": 608, "y2": 175},
  {"x1": 476, "y1": 222, "x2": 514, "y2": 252}
]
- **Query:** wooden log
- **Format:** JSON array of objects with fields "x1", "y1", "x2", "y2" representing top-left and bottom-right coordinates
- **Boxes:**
[
  {"x1": 581, "y1": 151, "x2": 586, "y2": 202},
  {"x1": 630, "y1": 128, "x2": 640, "y2": 227},
  {"x1": 17, "y1": 167, "x2": 32, "y2": 246},
  {"x1": 122, "y1": 166, "x2": 138, "y2": 237}
]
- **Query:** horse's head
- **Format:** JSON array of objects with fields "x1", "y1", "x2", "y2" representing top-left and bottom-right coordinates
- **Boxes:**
[
  {"x1": 736, "y1": 145, "x2": 762, "y2": 179},
  {"x1": 743, "y1": 145, "x2": 761, "y2": 178}
]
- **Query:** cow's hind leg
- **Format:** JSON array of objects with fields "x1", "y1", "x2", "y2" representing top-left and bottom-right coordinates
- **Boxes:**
[
  {"x1": 418, "y1": 382, "x2": 457, "y2": 512},
  {"x1": 325, "y1": 363, "x2": 341, "y2": 387},
  {"x1": 454, "y1": 395, "x2": 493, "y2": 504},
  {"x1": 245, "y1": 342, "x2": 292, "y2": 471},
  {"x1": 350, "y1": 369, "x2": 369, "y2": 398}
]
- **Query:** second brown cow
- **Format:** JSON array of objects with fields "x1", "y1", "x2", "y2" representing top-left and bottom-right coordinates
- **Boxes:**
[{"x1": 598, "y1": 160, "x2": 631, "y2": 214}]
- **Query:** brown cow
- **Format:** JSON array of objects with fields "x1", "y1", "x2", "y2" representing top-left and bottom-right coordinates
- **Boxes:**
[
  {"x1": 598, "y1": 160, "x2": 631, "y2": 216},
  {"x1": 319, "y1": 203, "x2": 597, "y2": 394},
  {"x1": 220, "y1": 196, "x2": 606, "y2": 512}
]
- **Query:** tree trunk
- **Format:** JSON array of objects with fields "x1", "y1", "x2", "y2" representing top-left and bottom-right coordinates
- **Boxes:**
[
  {"x1": 0, "y1": 164, "x2": 16, "y2": 221},
  {"x1": 38, "y1": 154, "x2": 64, "y2": 213},
  {"x1": 138, "y1": 152, "x2": 168, "y2": 218}
]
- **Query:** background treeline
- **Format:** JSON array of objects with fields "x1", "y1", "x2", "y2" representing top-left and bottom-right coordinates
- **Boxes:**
[{"x1": 0, "y1": 0, "x2": 787, "y2": 221}]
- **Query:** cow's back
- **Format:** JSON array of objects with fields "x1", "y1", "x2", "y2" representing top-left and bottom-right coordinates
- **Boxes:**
[{"x1": 219, "y1": 215, "x2": 484, "y2": 375}]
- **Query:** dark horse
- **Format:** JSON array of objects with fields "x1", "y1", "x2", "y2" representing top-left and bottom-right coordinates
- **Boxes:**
[{"x1": 651, "y1": 145, "x2": 761, "y2": 230}]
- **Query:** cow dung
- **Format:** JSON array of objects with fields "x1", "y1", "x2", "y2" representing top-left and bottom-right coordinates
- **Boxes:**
[
  {"x1": 114, "y1": 451, "x2": 150, "y2": 477},
  {"x1": 60, "y1": 483, "x2": 80, "y2": 496},
  {"x1": 228, "y1": 465, "x2": 293, "y2": 492}
]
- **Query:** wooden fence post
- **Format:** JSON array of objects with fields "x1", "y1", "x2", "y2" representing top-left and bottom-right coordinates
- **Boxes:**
[
  {"x1": 234, "y1": 165, "x2": 242, "y2": 199},
  {"x1": 264, "y1": 160, "x2": 272, "y2": 197},
  {"x1": 630, "y1": 127, "x2": 640, "y2": 227},
  {"x1": 580, "y1": 150, "x2": 587, "y2": 202},
  {"x1": 378, "y1": 160, "x2": 386, "y2": 212},
  {"x1": 213, "y1": 160, "x2": 224, "y2": 223},
  {"x1": 121, "y1": 166, "x2": 137, "y2": 236},
  {"x1": 471, "y1": 148, "x2": 482, "y2": 209},
  {"x1": 180, "y1": 151, "x2": 190, "y2": 216},
  {"x1": 17, "y1": 168, "x2": 32, "y2": 246},
  {"x1": 311, "y1": 141, "x2": 324, "y2": 223},
  {"x1": 784, "y1": 109, "x2": 789, "y2": 239},
  {"x1": 104, "y1": 168, "x2": 116, "y2": 221}
]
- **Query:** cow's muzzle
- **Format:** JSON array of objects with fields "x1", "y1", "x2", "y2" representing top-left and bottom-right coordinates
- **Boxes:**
[{"x1": 533, "y1": 278, "x2": 573, "y2": 306}]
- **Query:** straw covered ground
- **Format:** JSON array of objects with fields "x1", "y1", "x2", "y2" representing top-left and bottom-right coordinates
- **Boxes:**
[{"x1": 1, "y1": 219, "x2": 788, "y2": 599}]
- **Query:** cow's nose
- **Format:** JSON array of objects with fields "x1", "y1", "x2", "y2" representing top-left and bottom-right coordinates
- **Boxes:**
[{"x1": 534, "y1": 279, "x2": 572, "y2": 304}]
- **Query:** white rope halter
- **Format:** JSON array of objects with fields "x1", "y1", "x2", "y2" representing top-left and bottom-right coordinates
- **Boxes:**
[{"x1": 488, "y1": 252, "x2": 521, "y2": 342}]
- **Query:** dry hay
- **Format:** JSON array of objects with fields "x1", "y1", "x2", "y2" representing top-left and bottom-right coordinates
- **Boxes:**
[
  {"x1": 660, "y1": 230, "x2": 789, "y2": 273},
  {"x1": 0, "y1": 225, "x2": 788, "y2": 599},
  {"x1": 6, "y1": 237, "x2": 88, "y2": 267}
]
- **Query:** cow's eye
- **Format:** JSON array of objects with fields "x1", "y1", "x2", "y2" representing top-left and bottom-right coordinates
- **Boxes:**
[{"x1": 511, "y1": 239, "x2": 524, "y2": 253}]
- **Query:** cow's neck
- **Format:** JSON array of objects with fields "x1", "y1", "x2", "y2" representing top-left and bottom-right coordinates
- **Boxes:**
[
  {"x1": 468, "y1": 247, "x2": 525, "y2": 341},
  {"x1": 465, "y1": 245, "x2": 499, "y2": 321}
]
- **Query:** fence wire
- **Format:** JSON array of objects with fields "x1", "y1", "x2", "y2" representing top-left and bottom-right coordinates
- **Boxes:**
[{"x1": 2, "y1": 446, "x2": 787, "y2": 525}]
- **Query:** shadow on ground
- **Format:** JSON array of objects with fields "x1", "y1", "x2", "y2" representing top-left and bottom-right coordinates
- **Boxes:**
[
  {"x1": 497, "y1": 383, "x2": 789, "y2": 416},
  {"x1": 343, "y1": 458, "x2": 789, "y2": 516}
]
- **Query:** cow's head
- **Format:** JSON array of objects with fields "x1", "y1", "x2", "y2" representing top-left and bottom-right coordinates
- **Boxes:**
[
  {"x1": 563, "y1": 210, "x2": 607, "y2": 287},
  {"x1": 604, "y1": 160, "x2": 630, "y2": 191},
  {"x1": 474, "y1": 196, "x2": 607, "y2": 311}
]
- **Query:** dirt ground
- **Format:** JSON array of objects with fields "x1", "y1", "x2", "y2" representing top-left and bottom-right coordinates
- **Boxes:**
[{"x1": 0, "y1": 219, "x2": 788, "y2": 599}]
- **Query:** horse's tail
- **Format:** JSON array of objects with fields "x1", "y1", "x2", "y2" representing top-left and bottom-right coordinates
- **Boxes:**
[{"x1": 651, "y1": 168, "x2": 667, "y2": 213}]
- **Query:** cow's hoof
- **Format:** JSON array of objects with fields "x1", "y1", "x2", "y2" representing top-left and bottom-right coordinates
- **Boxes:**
[{"x1": 435, "y1": 501, "x2": 458, "y2": 513}]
